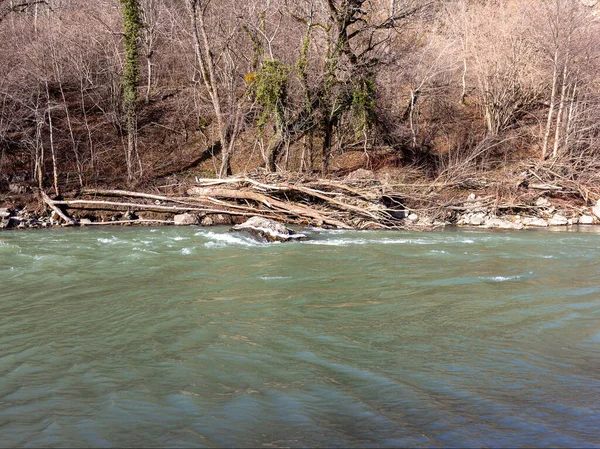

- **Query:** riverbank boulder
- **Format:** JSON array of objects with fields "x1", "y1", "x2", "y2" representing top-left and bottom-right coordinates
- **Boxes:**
[
  {"x1": 592, "y1": 200, "x2": 600, "y2": 220},
  {"x1": 483, "y1": 218, "x2": 524, "y2": 230},
  {"x1": 522, "y1": 217, "x2": 548, "y2": 227},
  {"x1": 174, "y1": 213, "x2": 198, "y2": 226},
  {"x1": 230, "y1": 216, "x2": 306, "y2": 243},
  {"x1": 548, "y1": 214, "x2": 568, "y2": 226}
]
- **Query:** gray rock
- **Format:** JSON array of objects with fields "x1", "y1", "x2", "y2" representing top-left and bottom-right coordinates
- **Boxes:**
[
  {"x1": 484, "y1": 218, "x2": 524, "y2": 230},
  {"x1": 579, "y1": 215, "x2": 595, "y2": 225},
  {"x1": 79, "y1": 218, "x2": 93, "y2": 226},
  {"x1": 0, "y1": 219, "x2": 9, "y2": 229},
  {"x1": 174, "y1": 213, "x2": 198, "y2": 226},
  {"x1": 0, "y1": 208, "x2": 10, "y2": 219},
  {"x1": 548, "y1": 214, "x2": 568, "y2": 226},
  {"x1": 231, "y1": 216, "x2": 306, "y2": 243},
  {"x1": 522, "y1": 217, "x2": 549, "y2": 227}
]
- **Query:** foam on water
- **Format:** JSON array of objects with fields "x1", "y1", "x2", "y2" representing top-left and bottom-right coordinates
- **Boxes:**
[
  {"x1": 197, "y1": 231, "x2": 264, "y2": 248},
  {"x1": 480, "y1": 271, "x2": 534, "y2": 282},
  {"x1": 97, "y1": 236, "x2": 122, "y2": 245},
  {"x1": 303, "y1": 237, "x2": 444, "y2": 246},
  {"x1": 170, "y1": 236, "x2": 188, "y2": 241},
  {"x1": 132, "y1": 247, "x2": 159, "y2": 254}
]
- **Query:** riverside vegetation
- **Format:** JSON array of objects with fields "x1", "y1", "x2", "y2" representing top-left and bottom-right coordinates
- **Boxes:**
[{"x1": 1, "y1": 0, "x2": 600, "y2": 232}]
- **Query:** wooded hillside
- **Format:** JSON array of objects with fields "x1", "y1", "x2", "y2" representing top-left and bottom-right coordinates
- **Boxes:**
[{"x1": 1, "y1": 0, "x2": 599, "y2": 197}]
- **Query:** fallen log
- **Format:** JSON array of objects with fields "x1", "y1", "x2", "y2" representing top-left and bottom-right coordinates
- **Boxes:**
[
  {"x1": 52, "y1": 199, "x2": 251, "y2": 216},
  {"x1": 193, "y1": 178, "x2": 387, "y2": 222},
  {"x1": 529, "y1": 183, "x2": 563, "y2": 191},
  {"x1": 187, "y1": 186, "x2": 351, "y2": 228},
  {"x1": 41, "y1": 191, "x2": 76, "y2": 226},
  {"x1": 84, "y1": 219, "x2": 175, "y2": 225}
]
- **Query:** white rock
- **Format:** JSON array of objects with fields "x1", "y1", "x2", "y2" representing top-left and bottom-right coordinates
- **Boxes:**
[
  {"x1": 484, "y1": 218, "x2": 524, "y2": 230},
  {"x1": 174, "y1": 213, "x2": 198, "y2": 226},
  {"x1": 470, "y1": 212, "x2": 486, "y2": 226},
  {"x1": 79, "y1": 218, "x2": 92, "y2": 226},
  {"x1": 535, "y1": 197, "x2": 551, "y2": 208},
  {"x1": 523, "y1": 217, "x2": 548, "y2": 228},
  {"x1": 592, "y1": 201, "x2": 600, "y2": 220},
  {"x1": 548, "y1": 214, "x2": 568, "y2": 226},
  {"x1": 0, "y1": 208, "x2": 10, "y2": 219},
  {"x1": 407, "y1": 213, "x2": 419, "y2": 221},
  {"x1": 579, "y1": 215, "x2": 595, "y2": 225},
  {"x1": 467, "y1": 193, "x2": 476, "y2": 201}
]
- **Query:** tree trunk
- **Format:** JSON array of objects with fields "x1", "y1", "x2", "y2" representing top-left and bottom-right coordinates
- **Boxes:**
[
  {"x1": 322, "y1": 120, "x2": 332, "y2": 176},
  {"x1": 119, "y1": 0, "x2": 142, "y2": 183},
  {"x1": 552, "y1": 44, "x2": 571, "y2": 159},
  {"x1": 266, "y1": 131, "x2": 285, "y2": 173},
  {"x1": 188, "y1": 0, "x2": 233, "y2": 178}
]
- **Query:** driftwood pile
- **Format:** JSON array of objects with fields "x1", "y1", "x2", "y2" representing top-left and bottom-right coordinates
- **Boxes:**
[
  {"x1": 41, "y1": 173, "x2": 410, "y2": 229},
  {"x1": 38, "y1": 165, "x2": 599, "y2": 229}
]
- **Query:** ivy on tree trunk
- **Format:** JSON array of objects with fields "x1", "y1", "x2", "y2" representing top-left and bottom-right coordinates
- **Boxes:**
[{"x1": 119, "y1": 0, "x2": 142, "y2": 182}]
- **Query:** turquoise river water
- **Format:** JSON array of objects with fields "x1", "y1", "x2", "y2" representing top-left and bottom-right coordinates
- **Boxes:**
[{"x1": 1, "y1": 226, "x2": 600, "y2": 447}]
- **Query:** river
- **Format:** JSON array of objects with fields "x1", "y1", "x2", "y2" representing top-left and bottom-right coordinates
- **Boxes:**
[{"x1": 1, "y1": 227, "x2": 599, "y2": 447}]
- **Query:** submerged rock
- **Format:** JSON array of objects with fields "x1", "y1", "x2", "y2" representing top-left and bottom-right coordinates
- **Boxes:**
[{"x1": 230, "y1": 216, "x2": 306, "y2": 243}]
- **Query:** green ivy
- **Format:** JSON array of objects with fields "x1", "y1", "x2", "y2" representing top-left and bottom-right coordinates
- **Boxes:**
[
  {"x1": 119, "y1": 0, "x2": 142, "y2": 121},
  {"x1": 351, "y1": 74, "x2": 376, "y2": 133},
  {"x1": 254, "y1": 58, "x2": 290, "y2": 133}
]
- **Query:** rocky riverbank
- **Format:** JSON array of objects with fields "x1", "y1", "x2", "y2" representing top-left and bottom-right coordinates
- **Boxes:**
[
  {"x1": 2, "y1": 169, "x2": 600, "y2": 232},
  {"x1": 2, "y1": 194, "x2": 600, "y2": 232}
]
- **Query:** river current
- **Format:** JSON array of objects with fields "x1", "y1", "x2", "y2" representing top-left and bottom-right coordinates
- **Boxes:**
[{"x1": 1, "y1": 226, "x2": 599, "y2": 447}]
